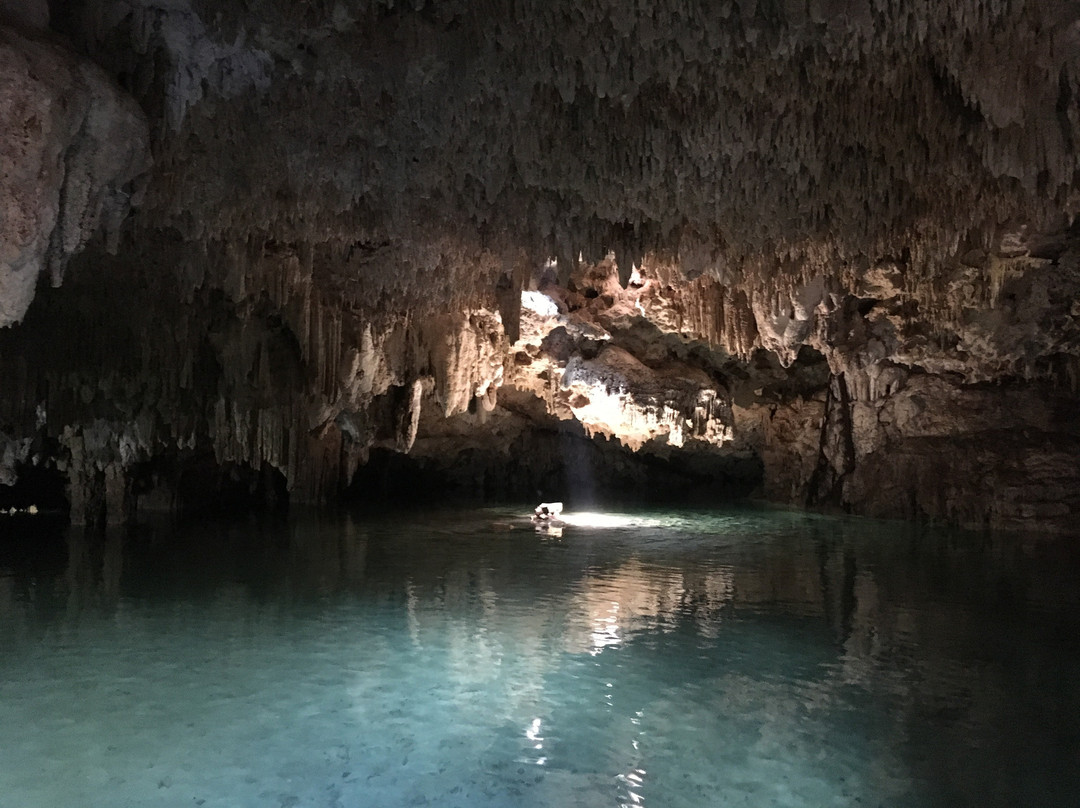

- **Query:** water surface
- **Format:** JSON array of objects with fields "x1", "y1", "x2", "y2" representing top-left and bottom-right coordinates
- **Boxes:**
[{"x1": 1, "y1": 506, "x2": 1078, "y2": 807}]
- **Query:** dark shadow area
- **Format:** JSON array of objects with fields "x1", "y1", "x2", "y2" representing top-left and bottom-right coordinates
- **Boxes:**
[
  {"x1": 344, "y1": 430, "x2": 763, "y2": 511},
  {"x1": 173, "y1": 456, "x2": 289, "y2": 520},
  {"x1": 0, "y1": 509, "x2": 69, "y2": 579},
  {"x1": 0, "y1": 462, "x2": 68, "y2": 515},
  {"x1": 109, "y1": 453, "x2": 293, "y2": 524}
]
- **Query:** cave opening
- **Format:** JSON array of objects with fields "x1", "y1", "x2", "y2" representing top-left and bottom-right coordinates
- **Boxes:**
[
  {"x1": 115, "y1": 454, "x2": 292, "y2": 523},
  {"x1": 343, "y1": 429, "x2": 764, "y2": 512},
  {"x1": 0, "y1": 460, "x2": 67, "y2": 517},
  {"x1": 171, "y1": 457, "x2": 289, "y2": 520}
]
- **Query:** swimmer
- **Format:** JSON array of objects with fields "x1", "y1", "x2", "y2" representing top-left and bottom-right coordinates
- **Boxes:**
[{"x1": 532, "y1": 501, "x2": 564, "y2": 522}]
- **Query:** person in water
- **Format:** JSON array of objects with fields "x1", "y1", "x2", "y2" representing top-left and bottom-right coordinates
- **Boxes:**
[{"x1": 532, "y1": 502, "x2": 563, "y2": 522}]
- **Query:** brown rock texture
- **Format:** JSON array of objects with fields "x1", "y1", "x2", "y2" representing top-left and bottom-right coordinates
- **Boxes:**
[
  {"x1": 2, "y1": 0, "x2": 1080, "y2": 531},
  {"x1": 0, "y1": 24, "x2": 150, "y2": 326}
]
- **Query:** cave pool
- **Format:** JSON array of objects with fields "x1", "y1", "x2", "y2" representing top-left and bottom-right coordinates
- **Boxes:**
[{"x1": 1, "y1": 506, "x2": 1078, "y2": 807}]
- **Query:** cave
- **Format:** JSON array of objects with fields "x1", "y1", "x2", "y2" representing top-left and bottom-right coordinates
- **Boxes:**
[
  {"x1": 2, "y1": 1, "x2": 1080, "y2": 805},
  {"x1": 2, "y1": 0, "x2": 1080, "y2": 531}
]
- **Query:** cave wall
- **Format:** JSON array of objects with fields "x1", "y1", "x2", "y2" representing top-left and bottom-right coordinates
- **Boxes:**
[
  {"x1": 0, "y1": 22, "x2": 148, "y2": 326},
  {"x1": 3, "y1": 1, "x2": 1080, "y2": 530}
]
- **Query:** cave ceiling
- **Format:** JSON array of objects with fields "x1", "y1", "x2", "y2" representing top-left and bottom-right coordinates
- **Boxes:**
[{"x1": 63, "y1": 0, "x2": 1080, "y2": 276}]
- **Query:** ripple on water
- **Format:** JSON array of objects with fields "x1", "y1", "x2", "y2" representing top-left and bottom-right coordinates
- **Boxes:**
[{"x1": 0, "y1": 506, "x2": 1078, "y2": 807}]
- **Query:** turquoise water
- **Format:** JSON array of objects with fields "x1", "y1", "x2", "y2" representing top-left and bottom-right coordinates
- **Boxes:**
[{"x1": 1, "y1": 507, "x2": 1078, "y2": 807}]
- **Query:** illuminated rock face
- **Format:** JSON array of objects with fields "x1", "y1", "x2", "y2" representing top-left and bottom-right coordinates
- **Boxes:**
[
  {"x1": 2, "y1": 1, "x2": 1080, "y2": 529},
  {"x1": 0, "y1": 25, "x2": 149, "y2": 326}
]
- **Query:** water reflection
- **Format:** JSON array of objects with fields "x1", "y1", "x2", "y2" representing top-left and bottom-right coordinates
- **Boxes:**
[
  {"x1": 562, "y1": 559, "x2": 735, "y2": 654},
  {"x1": 0, "y1": 508, "x2": 1078, "y2": 807}
]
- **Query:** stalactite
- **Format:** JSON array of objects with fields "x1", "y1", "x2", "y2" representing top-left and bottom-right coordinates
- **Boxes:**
[
  {"x1": 3, "y1": 0, "x2": 1080, "y2": 531},
  {"x1": 38, "y1": 0, "x2": 1077, "y2": 291},
  {"x1": 0, "y1": 25, "x2": 150, "y2": 326}
]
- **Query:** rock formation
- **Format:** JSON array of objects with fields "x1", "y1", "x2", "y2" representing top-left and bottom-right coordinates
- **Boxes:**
[
  {"x1": 2, "y1": 0, "x2": 1080, "y2": 531},
  {"x1": 0, "y1": 23, "x2": 149, "y2": 326}
]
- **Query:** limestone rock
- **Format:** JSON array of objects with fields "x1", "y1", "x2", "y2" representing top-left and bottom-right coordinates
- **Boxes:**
[
  {"x1": 0, "y1": 25, "x2": 149, "y2": 326},
  {"x1": 2, "y1": 1, "x2": 1080, "y2": 530}
]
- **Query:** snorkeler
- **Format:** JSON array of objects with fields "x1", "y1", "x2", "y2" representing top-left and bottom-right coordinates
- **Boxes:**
[{"x1": 532, "y1": 501, "x2": 564, "y2": 522}]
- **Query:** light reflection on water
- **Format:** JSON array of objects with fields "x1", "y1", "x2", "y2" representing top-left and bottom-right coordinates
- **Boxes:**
[{"x1": 0, "y1": 506, "x2": 1079, "y2": 807}]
